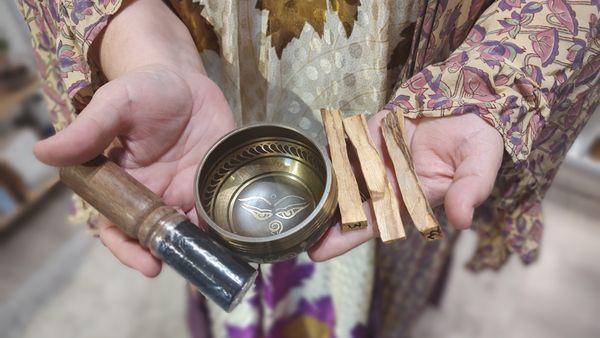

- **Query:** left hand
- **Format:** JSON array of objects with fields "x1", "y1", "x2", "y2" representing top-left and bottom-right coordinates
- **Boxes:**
[
  {"x1": 36, "y1": 65, "x2": 235, "y2": 277},
  {"x1": 309, "y1": 110, "x2": 504, "y2": 261}
]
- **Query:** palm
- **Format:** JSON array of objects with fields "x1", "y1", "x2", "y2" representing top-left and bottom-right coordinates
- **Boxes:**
[
  {"x1": 405, "y1": 115, "x2": 503, "y2": 213},
  {"x1": 310, "y1": 111, "x2": 503, "y2": 261},
  {"x1": 100, "y1": 67, "x2": 235, "y2": 221},
  {"x1": 35, "y1": 65, "x2": 235, "y2": 276}
]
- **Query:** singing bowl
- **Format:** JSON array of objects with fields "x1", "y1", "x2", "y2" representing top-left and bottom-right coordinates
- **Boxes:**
[{"x1": 195, "y1": 124, "x2": 338, "y2": 263}]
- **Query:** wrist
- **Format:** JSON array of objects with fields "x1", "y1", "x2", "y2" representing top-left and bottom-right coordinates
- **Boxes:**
[
  {"x1": 122, "y1": 63, "x2": 209, "y2": 91},
  {"x1": 91, "y1": 0, "x2": 205, "y2": 81}
]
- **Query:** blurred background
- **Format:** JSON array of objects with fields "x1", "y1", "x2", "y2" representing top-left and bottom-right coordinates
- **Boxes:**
[{"x1": 1, "y1": 1, "x2": 599, "y2": 337}]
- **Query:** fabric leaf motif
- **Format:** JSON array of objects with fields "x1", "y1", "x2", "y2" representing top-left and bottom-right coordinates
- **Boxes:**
[
  {"x1": 522, "y1": 64, "x2": 544, "y2": 85},
  {"x1": 227, "y1": 324, "x2": 260, "y2": 338},
  {"x1": 351, "y1": 323, "x2": 368, "y2": 338},
  {"x1": 499, "y1": 12, "x2": 526, "y2": 38},
  {"x1": 459, "y1": 66, "x2": 500, "y2": 102},
  {"x1": 388, "y1": 94, "x2": 414, "y2": 110},
  {"x1": 566, "y1": 38, "x2": 586, "y2": 69},
  {"x1": 588, "y1": 14, "x2": 598, "y2": 41},
  {"x1": 387, "y1": 22, "x2": 416, "y2": 69},
  {"x1": 575, "y1": 57, "x2": 600, "y2": 86},
  {"x1": 406, "y1": 71, "x2": 429, "y2": 96},
  {"x1": 268, "y1": 297, "x2": 335, "y2": 338},
  {"x1": 530, "y1": 27, "x2": 559, "y2": 67},
  {"x1": 257, "y1": 0, "x2": 360, "y2": 58},
  {"x1": 46, "y1": 0, "x2": 60, "y2": 23},
  {"x1": 257, "y1": 0, "x2": 327, "y2": 58},
  {"x1": 263, "y1": 258, "x2": 315, "y2": 308},
  {"x1": 466, "y1": 25, "x2": 486, "y2": 46},
  {"x1": 331, "y1": 0, "x2": 361, "y2": 37},
  {"x1": 498, "y1": 0, "x2": 524, "y2": 11},
  {"x1": 71, "y1": 0, "x2": 94, "y2": 25},
  {"x1": 168, "y1": 0, "x2": 219, "y2": 53},
  {"x1": 476, "y1": 40, "x2": 524, "y2": 68},
  {"x1": 522, "y1": 2, "x2": 543, "y2": 14},
  {"x1": 548, "y1": 0, "x2": 579, "y2": 35}
]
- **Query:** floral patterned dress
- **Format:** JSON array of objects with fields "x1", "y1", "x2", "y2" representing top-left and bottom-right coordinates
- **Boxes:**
[{"x1": 16, "y1": 0, "x2": 599, "y2": 337}]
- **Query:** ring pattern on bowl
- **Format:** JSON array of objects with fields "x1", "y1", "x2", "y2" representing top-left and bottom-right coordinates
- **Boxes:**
[{"x1": 195, "y1": 124, "x2": 338, "y2": 263}]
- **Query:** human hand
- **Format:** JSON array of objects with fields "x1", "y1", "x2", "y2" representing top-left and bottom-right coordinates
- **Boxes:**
[
  {"x1": 35, "y1": 65, "x2": 235, "y2": 276},
  {"x1": 309, "y1": 110, "x2": 504, "y2": 261}
]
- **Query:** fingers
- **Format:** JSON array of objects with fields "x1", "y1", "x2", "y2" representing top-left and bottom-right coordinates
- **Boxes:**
[
  {"x1": 311, "y1": 110, "x2": 504, "y2": 259},
  {"x1": 34, "y1": 81, "x2": 131, "y2": 166},
  {"x1": 310, "y1": 110, "x2": 405, "y2": 262},
  {"x1": 309, "y1": 201, "x2": 378, "y2": 262},
  {"x1": 97, "y1": 217, "x2": 162, "y2": 278},
  {"x1": 444, "y1": 173, "x2": 488, "y2": 229},
  {"x1": 444, "y1": 133, "x2": 503, "y2": 229}
]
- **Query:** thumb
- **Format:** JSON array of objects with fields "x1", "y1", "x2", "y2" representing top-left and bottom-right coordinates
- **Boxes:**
[
  {"x1": 34, "y1": 82, "x2": 131, "y2": 166},
  {"x1": 444, "y1": 153, "x2": 502, "y2": 230}
]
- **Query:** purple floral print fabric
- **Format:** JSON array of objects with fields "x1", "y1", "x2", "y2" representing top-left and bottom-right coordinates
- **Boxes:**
[
  {"x1": 15, "y1": 0, "x2": 599, "y2": 337},
  {"x1": 385, "y1": 0, "x2": 599, "y2": 270}
]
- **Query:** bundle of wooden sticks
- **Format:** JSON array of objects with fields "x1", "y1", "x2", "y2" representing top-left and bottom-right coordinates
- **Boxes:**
[{"x1": 321, "y1": 108, "x2": 442, "y2": 243}]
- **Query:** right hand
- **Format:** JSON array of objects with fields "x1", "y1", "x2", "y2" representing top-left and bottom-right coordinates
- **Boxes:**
[
  {"x1": 310, "y1": 111, "x2": 504, "y2": 261},
  {"x1": 35, "y1": 64, "x2": 235, "y2": 277}
]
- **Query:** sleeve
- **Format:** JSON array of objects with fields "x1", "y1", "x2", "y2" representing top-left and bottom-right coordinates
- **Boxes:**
[
  {"x1": 55, "y1": 0, "x2": 123, "y2": 99},
  {"x1": 385, "y1": 0, "x2": 599, "y2": 269},
  {"x1": 16, "y1": 0, "x2": 125, "y2": 231}
]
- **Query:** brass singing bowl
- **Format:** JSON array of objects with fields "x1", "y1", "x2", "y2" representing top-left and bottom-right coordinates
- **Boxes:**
[{"x1": 195, "y1": 124, "x2": 338, "y2": 263}]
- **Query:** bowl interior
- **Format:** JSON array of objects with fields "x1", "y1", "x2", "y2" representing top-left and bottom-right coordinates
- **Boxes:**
[{"x1": 198, "y1": 126, "x2": 327, "y2": 239}]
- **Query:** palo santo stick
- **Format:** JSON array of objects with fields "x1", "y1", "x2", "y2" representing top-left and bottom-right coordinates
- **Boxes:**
[
  {"x1": 321, "y1": 108, "x2": 368, "y2": 231},
  {"x1": 381, "y1": 111, "x2": 443, "y2": 240},
  {"x1": 342, "y1": 114, "x2": 405, "y2": 242}
]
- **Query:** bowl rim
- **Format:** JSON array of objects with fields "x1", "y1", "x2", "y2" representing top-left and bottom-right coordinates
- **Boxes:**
[{"x1": 194, "y1": 123, "x2": 334, "y2": 244}]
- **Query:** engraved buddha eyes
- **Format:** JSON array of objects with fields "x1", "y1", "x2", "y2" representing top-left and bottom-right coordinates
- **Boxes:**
[
  {"x1": 238, "y1": 195, "x2": 310, "y2": 222},
  {"x1": 275, "y1": 203, "x2": 309, "y2": 220},
  {"x1": 239, "y1": 204, "x2": 273, "y2": 221}
]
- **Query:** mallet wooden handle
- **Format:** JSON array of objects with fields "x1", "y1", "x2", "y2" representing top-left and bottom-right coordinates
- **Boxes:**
[
  {"x1": 59, "y1": 155, "x2": 179, "y2": 245},
  {"x1": 59, "y1": 155, "x2": 258, "y2": 312}
]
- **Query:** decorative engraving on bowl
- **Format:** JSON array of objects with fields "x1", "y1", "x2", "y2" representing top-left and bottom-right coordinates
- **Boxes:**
[
  {"x1": 202, "y1": 141, "x2": 323, "y2": 211},
  {"x1": 201, "y1": 139, "x2": 324, "y2": 238},
  {"x1": 230, "y1": 174, "x2": 315, "y2": 237},
  {"x1": 238, "y1": 195, "x2": 310, "y2": 221}
]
